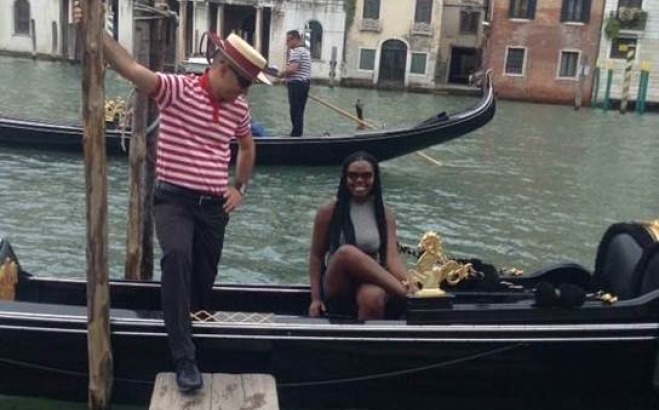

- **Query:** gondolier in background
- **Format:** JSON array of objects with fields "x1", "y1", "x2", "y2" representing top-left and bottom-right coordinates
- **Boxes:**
[
  {"x1": 279, "y1": 30, "x2": 312, "y2": 137},
  {"x1": 74, "y1": 1, "x2": 272, "y2": 393},
  {"x1": 308, "y1": 151, "x2": 418, "y2": 320}
]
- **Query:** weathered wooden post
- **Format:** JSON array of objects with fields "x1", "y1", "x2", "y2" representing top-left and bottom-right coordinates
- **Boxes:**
[
  {"x1": 80, "y1": 0, "x2": 113, "y2": 408},
  {"x1": 603, "y1": 61, "x2": 613, "y2": 112},
  {"x1": 125, "y1": 0, "x2": 168, "y2": 280},
  {"x1": 591, "y1": 63, "x2": 600, "y2": 108},
  {"x1": 574, "y1": 62, "x2": 585, "y2": 110}
]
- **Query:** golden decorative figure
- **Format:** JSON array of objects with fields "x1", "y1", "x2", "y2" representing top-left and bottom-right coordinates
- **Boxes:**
[
  {"x1": 643, "y1": 219, "x2": 659, "y2": 242},
  {"x1": 104, "y1": 97, "x2": 127, "y2": 125},
  {"x1": 599, "y1": 292, "x2": 618, "y2": 305},
  {"x1": 501, "y1": 267, "x2": 524, "y2": 277},
  {"x1": 408, "y1": 231, "x2": 473, "y2": 298},
  {"x1": 0, "y1": 258, "x2": 18, "y2": 301}
]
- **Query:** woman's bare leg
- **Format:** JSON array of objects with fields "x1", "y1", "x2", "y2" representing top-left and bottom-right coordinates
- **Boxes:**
[
  {"x1": 356, "y1": 283, "x2": 388, "y2": 320},
  {"x1": 324, "y1": 245, "x2": 407, "y2": 300}
]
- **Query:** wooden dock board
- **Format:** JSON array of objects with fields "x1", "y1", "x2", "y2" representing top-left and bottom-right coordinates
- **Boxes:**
[{"x1": 149, "y1": 373, "x2": 279, "y2": 410}]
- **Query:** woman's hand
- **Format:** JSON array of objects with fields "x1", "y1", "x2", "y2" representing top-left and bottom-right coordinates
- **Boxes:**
[
  {"x1": 401, "y1": 278, "x2": 420, "y2": 295},
  {"x1": 308, "y1": 299, "x2": 326, "y2": 317}
]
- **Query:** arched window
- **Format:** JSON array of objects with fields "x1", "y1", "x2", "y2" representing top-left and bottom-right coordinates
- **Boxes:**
[
  {"x1": 308, "y1": 21, "x2": 322, "y2": 60},
  {"x1": 14, "y1": 0, "x2": 30, "y2": 35}
]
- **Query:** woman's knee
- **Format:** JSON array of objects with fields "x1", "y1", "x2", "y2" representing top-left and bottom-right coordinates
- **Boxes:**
[
  {"x1": 332, "y1": 244, "x2": 363, "y2": 263},
  {"x1": 356, "y1": 286, "x2": 387, "y2": 312}
]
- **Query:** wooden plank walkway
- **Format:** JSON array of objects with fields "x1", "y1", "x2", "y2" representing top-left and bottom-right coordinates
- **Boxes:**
[{"x1": 149, "y1": 373, "x2": 279, "y2": 410}]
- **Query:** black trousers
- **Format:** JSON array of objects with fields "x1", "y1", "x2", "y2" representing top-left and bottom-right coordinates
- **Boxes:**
[
  {"x1": 287, "y1": 80, "x2": 310, "y2": 137},
  {"x1": 154, "y1": 184, "x2": 229, "y2": 362}
]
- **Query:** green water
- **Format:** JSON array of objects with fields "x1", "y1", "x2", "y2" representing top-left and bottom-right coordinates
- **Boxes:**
[{"x1": 1, "y1": 55, "x2": 659, "y2": 409}]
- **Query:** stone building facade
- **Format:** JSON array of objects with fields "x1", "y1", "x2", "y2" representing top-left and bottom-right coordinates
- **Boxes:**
[
  {"x1": 595, "y1": 0, "x2": 657, "y2": 105},
  {"x1": 343, "y1": 0, "x2": 443, "y2": 90}
]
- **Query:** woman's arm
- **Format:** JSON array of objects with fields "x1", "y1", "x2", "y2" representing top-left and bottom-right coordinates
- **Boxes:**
[{"x1": 308, "y1": 202, "x2": 334, "y2": 316}]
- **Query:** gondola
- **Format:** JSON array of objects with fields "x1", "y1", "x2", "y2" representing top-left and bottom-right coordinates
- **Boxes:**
[
  {"x1": 1, "y1": 219, "x2": 658, "y2": 408},
  {"x1": 0, "y1": 77, "x2": 495, "y2": 166}
]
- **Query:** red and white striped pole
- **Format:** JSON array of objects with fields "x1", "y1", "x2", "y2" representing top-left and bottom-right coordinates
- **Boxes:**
[{"x1": 619, "y1": 45, "x2": 635, "y2": 114}]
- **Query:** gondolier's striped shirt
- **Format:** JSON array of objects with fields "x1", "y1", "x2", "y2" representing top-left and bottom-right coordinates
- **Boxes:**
[
  {"x1": 152, "y1": 72, "x2": 251, "y2": 195},
  {"x1": 287, "y1": 47, "x2": 311, "y2": 82}
]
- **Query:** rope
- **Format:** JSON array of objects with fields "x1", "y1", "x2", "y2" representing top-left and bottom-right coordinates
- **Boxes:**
[
  {"x1": 0, "y1": 356, "x2": 153, "y2": 385},
  {"x1": 118, "y1": 88, "x2": 160, "y2": 152},
  {"x1": 0, "y1": 343, "x2": 525, "y2": 389},
  {"x1": 278, "y1": 343, "x2": 525, "y2": 388}
]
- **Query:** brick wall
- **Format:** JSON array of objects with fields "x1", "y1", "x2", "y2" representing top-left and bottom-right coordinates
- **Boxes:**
[{"x1": 485, "y1": 0, "x2": 605, "y2": 105}]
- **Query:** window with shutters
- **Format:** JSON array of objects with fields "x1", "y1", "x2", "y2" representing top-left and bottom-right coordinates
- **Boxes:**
[
  {"x1": 460, "y1": 11, "x2": 480, "y2": 34},
  {"x1": 359, "y1": 48, "x2": 376, "y2": 71},
  {"x1": 410, "y1": 53, "x2": 427, "y2": 75},
  {"x1": 504, "y1": 47, "x2": 526, "y2": 75},
  {"x1": 363, "y1": 0, "x2": 380, "y2": 19},
  {"x1": 14, "y1": 0, "x2": 30, "y2": 35},
  {"x1": 558, "y1": 51, "x2": 580, "y2": 78},
  {"x1": 414, "y1": 0, "x2": 433, "y2": 24},
  {"x1": 561, "y1": 0, "x2": 591, "y2": 23},
  {"x1": 509, "y1": 0, "x2": 536, "y2": 19},
  {"x1": 309, "y1": 21, "x2": 322, "y2": 60}
]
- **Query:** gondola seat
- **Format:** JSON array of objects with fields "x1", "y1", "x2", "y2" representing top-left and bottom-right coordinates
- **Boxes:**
[
  {"x1": 638, "y1": 242, "x2": 659, "y2": 296},
  {"x1": 592, "y1": 222, "x2": 658, "y2": 300}
]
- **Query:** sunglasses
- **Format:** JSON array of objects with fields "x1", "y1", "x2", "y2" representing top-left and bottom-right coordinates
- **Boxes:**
[
  {"x1": 347, "y1": 171, "x2": 374, "y2": 181},
  {"x1": 228, "y1": 65, "x2": 252, "y2": 89}
]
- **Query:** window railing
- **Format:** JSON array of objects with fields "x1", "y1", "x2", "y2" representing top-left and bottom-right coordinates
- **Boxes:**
[
  {"x1": 412, "y1": 22, "x2": 432, "y2": 36},
  {"x1": 360, "y1": 18, "x2": 381, "y2": 33},
  {"x1": 614, "y1": 8, "x2": 647, "y2": 30}
]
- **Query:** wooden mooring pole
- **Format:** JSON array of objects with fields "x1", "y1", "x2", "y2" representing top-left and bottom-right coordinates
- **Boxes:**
[
  {"x1": 80, "y1": 0, "x2": 113, "y2": 408},
  {"x1": 125, "y1": 0, "x2": 170, "y2": 280},
  {"x1": 619, "y1": 45, "x2": 635, "y2": 114}
]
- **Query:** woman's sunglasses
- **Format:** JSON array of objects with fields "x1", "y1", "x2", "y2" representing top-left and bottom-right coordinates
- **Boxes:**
[{"x1": 347, "y1": 171, "x2": 374, "y2": 181}]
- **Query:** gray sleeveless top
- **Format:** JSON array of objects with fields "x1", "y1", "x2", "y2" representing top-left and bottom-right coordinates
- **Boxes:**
[{"x1": 349, "y1": 199, "x2": 381, "y2": 256}]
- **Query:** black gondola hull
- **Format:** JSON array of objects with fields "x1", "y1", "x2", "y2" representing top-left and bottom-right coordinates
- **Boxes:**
[
  {"x1": 1, "y1": 274, "x2": 659, "y2": 408},
  {"x1": 0, "y1": 84, "x2": 495, "y2": 165}
]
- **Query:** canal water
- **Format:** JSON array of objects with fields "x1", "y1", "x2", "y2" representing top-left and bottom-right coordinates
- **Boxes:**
[{"x1": 1, "y1": 55, "x2": 659, "y2": 409}]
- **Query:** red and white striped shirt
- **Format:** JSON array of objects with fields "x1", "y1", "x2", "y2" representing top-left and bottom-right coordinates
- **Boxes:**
[{"x1": 152, "y1": 72, "x2": 251, "y2": 195}]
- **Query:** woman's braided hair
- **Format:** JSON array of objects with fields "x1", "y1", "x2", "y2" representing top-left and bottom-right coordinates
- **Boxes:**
[{"x1": 327, "y1": 151, "x2": 388, "y2": 266}]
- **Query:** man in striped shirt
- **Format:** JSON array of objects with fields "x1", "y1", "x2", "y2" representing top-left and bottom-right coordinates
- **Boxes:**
[
  {"x1": 75, "y1": 2, "x2": 272, "y2": 393},
  {"x1": 280, "y1": 30, "x2": 312, "y2": 137}
]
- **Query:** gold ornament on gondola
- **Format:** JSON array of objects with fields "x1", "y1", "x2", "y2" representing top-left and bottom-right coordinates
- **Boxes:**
[
  {"x1": 104, "y1": 97, "x2": 127, "y2": 126},
  {"x1": 408, "y1": 231, "x2": 474, "y2": 298},
  {"x1": 0, "y1": 258, "x2": 18, "y2": 301},
  {"x1": 643, "y1": 219, "x2": 659, "y2": 242}
]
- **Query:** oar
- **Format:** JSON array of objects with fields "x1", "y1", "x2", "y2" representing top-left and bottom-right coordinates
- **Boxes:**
[
  {"x1": 308, "y1": 93, "x2": 376, "y2": 129},
  {"x1": 308, "y1": 93, "x2": 442, "y2": 167}
]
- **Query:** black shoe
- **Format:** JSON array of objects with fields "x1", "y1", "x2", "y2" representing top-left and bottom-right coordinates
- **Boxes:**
[{"x1": 175, "y1": 358, "x2": 203, "y2": 393}]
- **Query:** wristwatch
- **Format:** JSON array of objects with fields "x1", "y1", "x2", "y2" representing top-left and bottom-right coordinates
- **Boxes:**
[{"x1": 235, "y1": 182, "x2": 247, "y2": 196}]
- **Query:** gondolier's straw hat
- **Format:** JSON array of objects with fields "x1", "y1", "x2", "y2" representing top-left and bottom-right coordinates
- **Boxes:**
[{"x1": 208, "y1": 32, "x2": 272, "y2": 86}]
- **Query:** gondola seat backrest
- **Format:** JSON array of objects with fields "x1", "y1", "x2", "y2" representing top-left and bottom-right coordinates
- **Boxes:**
[
  {"x1": 592, "y1": 222, "x2": 657, "y2": 300},
  {"x1": 639, "y1": 242, "x2": 659, "y2": 296}
]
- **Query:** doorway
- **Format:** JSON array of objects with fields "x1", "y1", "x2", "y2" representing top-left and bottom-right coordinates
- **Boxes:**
[
  {"x1": 378, "y1": 39, "x2": 407, "y2": 88},
  {"x1": 448, "y1": 47, "x2": 480, "y2": 84}
]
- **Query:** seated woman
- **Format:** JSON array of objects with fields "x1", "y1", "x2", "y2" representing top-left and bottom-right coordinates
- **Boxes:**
[{"x1": 308, "y1": 151, "x2": 418, "y2": 320}]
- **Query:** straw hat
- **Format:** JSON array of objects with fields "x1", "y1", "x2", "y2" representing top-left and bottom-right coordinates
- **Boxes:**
[{"x1": 208, "y1": 32, "x2": 272, "y2": 85}]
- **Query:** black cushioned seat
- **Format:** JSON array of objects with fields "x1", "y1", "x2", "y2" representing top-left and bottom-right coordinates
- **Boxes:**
[{"x1": 592, "y1": 223, "x2": 656, "y2": 300}]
